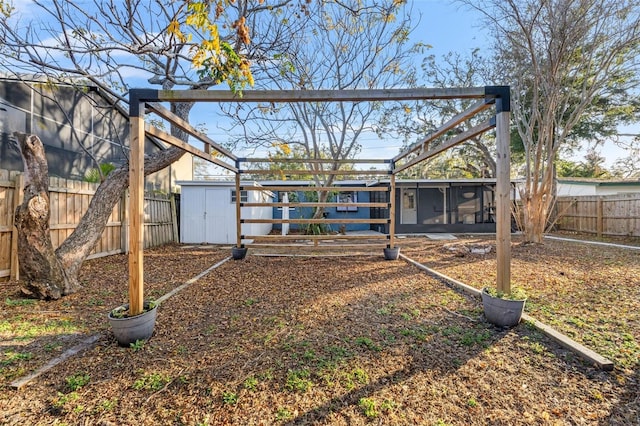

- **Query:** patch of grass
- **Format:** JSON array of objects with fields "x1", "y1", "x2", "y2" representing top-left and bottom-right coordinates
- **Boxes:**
[
  {"x1": 132, "y1": 372, "x2": 170, "y2": 391},
  {"x1": 467, "y1": 398, "x2": 478, "y2": 408},
  {"x1": 98, "y1": 398, "x2": 117, "y2": 412},
  {"x1": 243, "y1": 298, "x2": 258, "y2": 306},
  {"x1": 459, "y1": 329, "x2": 492, "y2": 347},
  {"x1": 0, "y1": 317, "x2": 80, "y2": 340},
  {"x1": 86, "y1": 298, "x2": 105, "y2": 307},
  {"x1": 1, "y1": 350, "x2": 33, "y2": 366},
  {"x1": 358, "y1": 397, "x2": 378, "y2": 418},
  {"x1": 354, "y1": 336, "x2": 381, "y2": 352},
  {"x1": 285, "y1": 369, "x2": 313, "y2": 393},
  {"x1": 275, "y1": 407, "x2": 292, "y2": 421},
  {"x1": 5, "y1": 298, "x2": 36, "y2": 307},
  {"x1": 222, "y1": 390, "x2": 238, "y2": 405},
  {"x1": 528, "y1": 341, "x2": 546, "y2": 354},
  {"x1": 65, "y1": 373, "x2": 90, "y2": 391},
  {"x1": 376, "y1": 306, "x2": 391, "y2": 315},
  {"x1": 243, "y1": 376, "x2": 259, "y2": 391},
  {"x1": 381, "y1": 399, "x2": 396, "y2": 412},
  {"x1": 343, "y1": 367, "x2": 369, "y2": 390},
  {"x1": 52, "y1": 391, "x2": 79, "y2": 410}
]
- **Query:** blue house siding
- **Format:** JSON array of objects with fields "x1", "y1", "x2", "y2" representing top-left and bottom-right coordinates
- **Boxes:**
[{"x1": 270, "y1": 187, "x2": 371, "y2": 232}]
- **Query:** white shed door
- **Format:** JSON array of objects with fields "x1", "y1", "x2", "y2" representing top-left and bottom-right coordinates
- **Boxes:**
[{"x1": 205, "y1": 189, "x2": 235, "y2": 244}]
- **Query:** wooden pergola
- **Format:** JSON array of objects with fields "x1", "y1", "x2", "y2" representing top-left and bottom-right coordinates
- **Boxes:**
[{"x1": 127, "y1": 87, "x2": 511, "y2": 316}]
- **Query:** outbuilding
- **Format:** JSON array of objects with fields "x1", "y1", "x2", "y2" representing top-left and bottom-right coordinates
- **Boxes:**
[{"x1": 177, "y1": 181, "x2": 273, "y2": 244}]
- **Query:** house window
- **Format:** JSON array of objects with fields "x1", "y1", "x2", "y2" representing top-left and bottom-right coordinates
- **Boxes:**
[
  {"x1": 231, "y1": 190, "x2": 248, "y2": 203},
  {"x1": 336, "y1": 191, "x2": 358, "y2": 211}
]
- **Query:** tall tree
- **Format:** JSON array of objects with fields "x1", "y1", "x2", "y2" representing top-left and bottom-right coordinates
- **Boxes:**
[
  {"x1": 222, "y1": 0, "x2": 415, "y2": 216},
  {"x1": 463, "y1": 0, "x2": 640, "y2": 243},
  {"x1": 0, "y1": 0, "x2": 302, "y2": 298}
]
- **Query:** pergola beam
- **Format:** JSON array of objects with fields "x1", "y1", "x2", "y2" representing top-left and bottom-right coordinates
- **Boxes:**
[
  {"x1": 145, "y1": 102, "x2": 237, "y2": 161},
  {"x1": 393, "y1": 119, "x2": 495, "y2": 175},
  {"x1": 131, "y1": 87, "x2": 488, "y2": 103},
  {"x1": 240, "y1": 158, "x2": 390, "y2": 164},
  {"x1": 239, "y1": 169, "x2": 391, "y2": 176},
  {"x1": 393, "y1": 99, "x2": 493, "y2": 163},
  {"x1": 145, "y1": 124, "x2": 238, "y2": 173}
]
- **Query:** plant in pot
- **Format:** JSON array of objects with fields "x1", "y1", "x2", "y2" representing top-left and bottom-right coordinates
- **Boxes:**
[
  {"x1": 481, "y1": 284, "x2": 527, "y2": 327},
  {"x1": 108, "y1": 299, "x2": 158, "y2": 347}
]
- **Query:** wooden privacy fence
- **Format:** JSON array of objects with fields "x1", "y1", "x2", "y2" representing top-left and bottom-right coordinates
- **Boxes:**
[
  {"x1": 0, "y1": 169, "x2": 177, "y2": 280},
  {"x1": 555, "y1": 194, "x2": 640, "y2": 237}
]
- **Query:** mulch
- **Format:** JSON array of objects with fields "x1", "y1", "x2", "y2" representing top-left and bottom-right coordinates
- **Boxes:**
[{"x1": 0, "y1": 236, "x2": 638, "y2": 425}]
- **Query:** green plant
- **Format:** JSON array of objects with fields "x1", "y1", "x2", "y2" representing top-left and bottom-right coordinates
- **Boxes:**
[
  {"x1": 355, "y1": 336, "x2": 381, "y2": 352},
  {"x1": 84, "y1": 162, "x2": 116, "y2": 183},
  {"x1": 129, "y1": 339, "x2": 145, "y2": 351},
  {"x1": 99, "y1": 398, "x2": 117, "y2": 411},
  {"x1": 275, "y1": 407, "x2": 292, "y2": 421},
  {"x1": 483, "y1": 285, "x2": 527, "y2": 300},
  {"x1": 243, "y1": 376, "x2": 259, "y2": 391},
  {"x1": 285, "y1": 369, "x2": 313, "y2": 393},
  {"x1": 222, "y1": 390, "x2": 238, "y2": 405},
  {"x1": 65, "y1": 373, "x2": 90, "y2": 391},
  {"x1": 4, "y1": 298, "x2": 36, "y2": 307},
  {"x1": 1, "y1": 351, "x2": 32, "y2": 366},
  {"x1": 52, "y1": 391, "x2": 79, "y2": 409},
  {"x1": 133, "y1": 372, "x2": 170, "y2": 391},
  {"x1": 243, "y1": 298, "x2": 258, "y2": 306},
  {"x1": 359, "y1": 397, "x2": 378, "y2": 418},
  {"x1": 380, "y1": 399, "x2": 396, "y2": 412},
  {"x1": 110, "y1": 300, "x2": 157, "y2": 319}
]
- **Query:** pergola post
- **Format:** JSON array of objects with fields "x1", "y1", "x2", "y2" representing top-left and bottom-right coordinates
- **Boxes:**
[
  {"x1": 128, "y1": 101, "x2": 145, "y2": 316},
  {"x1": 235, "y1": 170, "x2": 242, "y2": 248},
  {"x1": 493, "y1": 88, "x2": 511, "y2": 294},
  {"x1": 389, "y1": 173, "x2": 396, "y2": 248}
]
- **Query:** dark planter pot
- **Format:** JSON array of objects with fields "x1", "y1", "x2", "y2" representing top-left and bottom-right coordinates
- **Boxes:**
[
  {"x1": 232, "y1": 247, "x2": 248, "y2": 260},
  {"x1": 383, "y1": 247, "x2": 400, "y2": 260},
  {"x1": 481, "y1": 288, "x2": 526, "y2": 327},
  {"x1": 108, "y1": 302, "x2": 157, "y2": 347}
]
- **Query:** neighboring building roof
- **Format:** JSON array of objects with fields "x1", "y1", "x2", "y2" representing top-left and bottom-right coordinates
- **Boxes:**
[{"x1": 557, "y1": 178, "x2": 640, "y2": 187}]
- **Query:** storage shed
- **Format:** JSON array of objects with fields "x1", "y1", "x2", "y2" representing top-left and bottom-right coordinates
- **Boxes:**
[{"x1": 177, "y1": 181, "x2": 273, "y2": 244}]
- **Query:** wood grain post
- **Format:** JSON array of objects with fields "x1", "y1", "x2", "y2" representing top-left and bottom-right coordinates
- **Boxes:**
[
  {"x1": 389, "y1": 173, "x2": 396, "y2": 248},
  {"x1": 495, "y1": 108, "x2": 511, "y2": 294},
  {"x1": 235, "y1": 171, "x2": 242, "y2": 248},
  {"x1": 129, "y1": 113, "x2": 145, "y2": 316},
  {"x1": 10, "y1": 173, "x2": 24, "y2": 280}
]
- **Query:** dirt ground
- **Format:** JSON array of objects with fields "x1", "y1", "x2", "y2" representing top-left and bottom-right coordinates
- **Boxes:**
[{"x1": 0, "y1": 234, "x2": 638, "y2": 425}]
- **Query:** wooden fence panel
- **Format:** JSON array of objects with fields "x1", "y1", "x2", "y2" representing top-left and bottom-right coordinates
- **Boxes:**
[
  {"x1": 0, "y1": 169, "x2": 177, "y2": 280},
  {"x1": 0, "y1": 169, "x2": 16, "y2": 278},
  {"x1": 556, "y1": 194, "x2": 640, "y2": 237}
]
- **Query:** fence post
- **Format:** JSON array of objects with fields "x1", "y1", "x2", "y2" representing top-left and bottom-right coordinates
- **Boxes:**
[
  {"x1": 596, "y1": 197, "x2": 603, "y2": 237},
  {"x1": 170, "y1": 193, "x2": 179, "y2": 243},
  {"x1": 10, "y1": 173, "x2": 24, "y2": 280}
]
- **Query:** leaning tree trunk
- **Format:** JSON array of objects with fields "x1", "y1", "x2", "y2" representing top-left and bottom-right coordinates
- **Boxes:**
[
  {"x1": 14, "y1": 133, "x2": 72, "y2": 299},
  {"x1": 14, "y1": 132, "x2": 187, "y2": 299}
]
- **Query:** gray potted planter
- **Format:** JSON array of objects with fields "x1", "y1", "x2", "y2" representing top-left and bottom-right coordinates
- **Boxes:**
[
  {"x1": 232, "y1": 246, "x2": 248, "y2": 260},
  {"x1": 481, "y1": 287, "x2": 526, "y2": 327},
  {"x1": 108, "y1": 301, "x2": 158, "y2": 347},
  {"x1": 383, "y1": 246, "x2": 400, "y2": 260}
]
